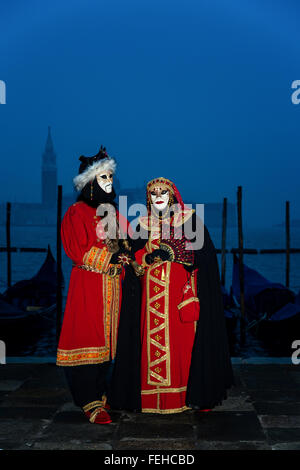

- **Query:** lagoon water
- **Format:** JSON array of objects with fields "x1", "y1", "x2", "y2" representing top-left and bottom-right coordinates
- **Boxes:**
[{"x1": 1, "y1": 223, "x2": 300, "y2": 357}]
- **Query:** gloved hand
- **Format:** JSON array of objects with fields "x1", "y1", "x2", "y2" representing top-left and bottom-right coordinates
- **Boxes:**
[
  {"x1": 145, "y1": 249, "x2": 171, "y2": 265},
  {"x1": 110, "y1": 248, "x2": 133, "y2": 265},
  {"x1": 110, "y1": 250, "x2": 121, "y2": 264}
]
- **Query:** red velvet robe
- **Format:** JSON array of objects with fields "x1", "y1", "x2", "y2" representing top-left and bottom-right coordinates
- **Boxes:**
[
  {"x1": 135, "y1": 212, "x2": 199, "y2": 414},
  {"x1": 56, "y1": 201, "x2": 128, "y2": 367}
]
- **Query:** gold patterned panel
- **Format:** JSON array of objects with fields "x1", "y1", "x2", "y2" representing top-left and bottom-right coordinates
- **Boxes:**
[
  {"x1": 83, "y1": 245, "x2": 112, "y2": 273},
  {"x1": 103, "y1": 274, "x2": 120, "y2": 361},
  {"x1": 146, "y1": 261, "x2": 171, "y2": 386}
]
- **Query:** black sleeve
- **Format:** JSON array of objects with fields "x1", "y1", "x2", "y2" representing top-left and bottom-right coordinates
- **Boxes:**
[
  {"x1": 128, "y1": 223, "x2": 149, "y2": 254},
  {"x1": 186, "y1": 219, "x2": 235, "y2": 409}
]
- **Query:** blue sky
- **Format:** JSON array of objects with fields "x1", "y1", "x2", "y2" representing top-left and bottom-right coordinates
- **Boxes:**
[{"x1": 1, "y1": 0, "x2": 300, "y2": 227}]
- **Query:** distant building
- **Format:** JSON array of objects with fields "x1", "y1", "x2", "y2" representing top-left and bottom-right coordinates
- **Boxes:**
[
  {"x1": 0, "y1": 129, "x2": 236, "y2": 228},
  {"x1": 0, "y1": 126, "x2": 63, "y2": 226}
]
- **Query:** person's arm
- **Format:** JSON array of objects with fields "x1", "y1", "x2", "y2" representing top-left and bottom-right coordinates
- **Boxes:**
[{"x1": 61, "y1": 204, "x2": 113, "y2": 271}]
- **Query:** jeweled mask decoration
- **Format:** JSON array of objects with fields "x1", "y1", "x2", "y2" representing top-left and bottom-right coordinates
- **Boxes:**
[{"x1": 147, "y1": 177, "x2": 174, "y2": 213}]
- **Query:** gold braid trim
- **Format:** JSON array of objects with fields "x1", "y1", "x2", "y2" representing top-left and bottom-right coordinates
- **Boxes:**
[
  {"x1": 83, "y1": 400, "x2": 104, "y2": 412},
  {"x1": 172, "y1": 208, "x2": 195, "y2": 227},
  {"x1": 74, "y1": 263, "x2": 122, "y2": 277},
  {"x1": 83, "y1": 396, "x2": 108, "y2": 422},
  {"x1": 89, "y1": 407, "x2": 105, "y2": 423},
  {"x1": 142, "y1": 405, "x2": 191, "y2": 414},
  {"x1": 146, "y1": 178, "x2": 175, "y2": 194},
  {"x1": 177, "y1": 297, "x2": 199, "y2": 310},
  {"x1": 141, "y1": 386, "x2": 187, "y2": 395},
  {"x1": 56, "y1": 346, "x2": 110, "y2": 366}
]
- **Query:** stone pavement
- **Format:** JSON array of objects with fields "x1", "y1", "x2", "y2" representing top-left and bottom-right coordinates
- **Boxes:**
[{"x1": 0, "y1": 360, "x2": 300, "y2": 451}]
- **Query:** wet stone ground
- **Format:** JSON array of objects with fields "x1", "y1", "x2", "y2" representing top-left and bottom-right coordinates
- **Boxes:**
[{"x1": 0, "y1": 362, "x2": 300, "y2": 451}]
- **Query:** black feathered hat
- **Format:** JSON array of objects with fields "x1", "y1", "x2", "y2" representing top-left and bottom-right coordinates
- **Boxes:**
[{"x1": 73, "y1": 145, "x2": 116, "y2": 191}]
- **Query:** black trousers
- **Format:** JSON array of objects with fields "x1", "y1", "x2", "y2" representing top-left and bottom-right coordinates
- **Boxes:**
[{"x1": 63, "y1": 361, "x2": 113, "y2": 409}]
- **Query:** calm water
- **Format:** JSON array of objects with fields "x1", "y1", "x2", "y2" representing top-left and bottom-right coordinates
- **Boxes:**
[{"x1": 1, "y1": 224, "x2": 299, "y2": 357}]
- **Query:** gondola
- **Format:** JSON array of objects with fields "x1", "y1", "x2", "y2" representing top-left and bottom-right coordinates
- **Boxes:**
[
  {"x1": 256, "y1": 291, "x2": 300, "y2": 352},
  {"x1": 3, "y1": 245, "x2": 63, "y2": 311},
  {"x1": 231, "y1": 253, "x2": 295, "y2": 321},
  {"x1": 230, "y1": 253, "x2": 298, "y2": 352},
  {"x1": 0, "y1": 246, "x2": 62, "y2": 352}
]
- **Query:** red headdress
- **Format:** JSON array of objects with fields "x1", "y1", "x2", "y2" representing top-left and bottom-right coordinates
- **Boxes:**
[{"x1": 146, "y1": 177, "x2": 186, "y2": 211}]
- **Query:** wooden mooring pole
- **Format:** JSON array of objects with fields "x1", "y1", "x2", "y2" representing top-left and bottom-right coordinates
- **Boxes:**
[
  {"x1": 286, "y1": 201, "x2": 290, "y2": 288},
  {"x1": 6, "y1": 202, "x2": 11, "y2": 288},
  {"x1": 56, "y1": 185, "x2": 63, "y2": 345},
  {"x1": 237, "y1": 186, "x2": 246, "y2": 345},
  {"x1": 221, "y1": 197, "x2": 227, "y2": 286}
]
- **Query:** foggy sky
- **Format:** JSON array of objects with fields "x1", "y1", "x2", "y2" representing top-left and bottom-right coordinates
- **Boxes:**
[{"x1": 1, "y1": 0, "x2": 300, "y2": 228}]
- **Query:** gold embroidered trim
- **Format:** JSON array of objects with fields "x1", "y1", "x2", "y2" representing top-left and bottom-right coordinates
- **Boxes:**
[
  {"x1": 142, "y1": 252, "x2": 149, "y2": 266},
  {"x1": 141, "y1": 386, "x2": 187, "y2": 395},
  {"x1": 103, "y1": 274, "x2": 120, "y2": 361},
  {"x1": 142, "y1": 406, "x2": 191, "y2": 415},
  {"x1": 74, "y1": 263, "x2": 122, "y2": 276},
  {"x1": 146, "y1": 178, "x2": 175, "y2": 194},
  {"x1": 89, "y1": 407, "x2": 104, "y2": 423},
  {"x1": 56, "y1": 346, "x2": 110, "y2": 366},
  {"x1": 111, "y1": 275, "x2": 120, "y2": 360},
  {"x1": 177, "y1": 297, "x2": 199, "y2": 310},
  {"x1": 83, "y1": 400, "x2": 103, "y2": 412},
  {"x1": 172, "y1": 209, "x2": 195, "y2": 227},
  {"x1": 149, "y1": 276, "x2": 166, "y2": 287},
  {"x1": 191, "y1": 270, "x2": 197, "y2": 295},
  {"x1": 82, "y1": 245, "x2": 112, "y2": 273}
]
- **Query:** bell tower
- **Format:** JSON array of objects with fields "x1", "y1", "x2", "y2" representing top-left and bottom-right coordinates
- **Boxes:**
[{"x1": 42, "y1": 126, "x2": 57, "y2": 207}]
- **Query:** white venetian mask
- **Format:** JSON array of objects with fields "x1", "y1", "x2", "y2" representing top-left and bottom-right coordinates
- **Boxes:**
[
  {"x1": 96, "y1": 171, "x2": 113, "y2": 193},
  {"x1": 150, "y1": 187, "x2": 170, "y2": 211}
]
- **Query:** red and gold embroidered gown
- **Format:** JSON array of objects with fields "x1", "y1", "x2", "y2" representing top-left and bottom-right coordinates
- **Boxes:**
[
  {"x1": 110, "y1": 178, "x2": 234, "y2": 413},
  {"x1": 135, "y1": 192, "x2": 200, "y2": 414},
  {"x1": 56, "y1": 201, "x2": 129, "y2": 367}
]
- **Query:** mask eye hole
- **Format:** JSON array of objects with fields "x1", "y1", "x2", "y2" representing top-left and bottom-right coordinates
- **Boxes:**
[
  {"x1": 161, "y1": 190, "x2": 168, "y2": 195},
  {"x1": 100, "y1": 175, "x2": 107, "y2": 179},
  {"x1": 151, "y1": 191, "x2": 156, "y2": 196}
]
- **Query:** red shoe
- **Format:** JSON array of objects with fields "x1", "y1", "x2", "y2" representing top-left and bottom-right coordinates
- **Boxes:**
[{"x1": 85, "y1": 407, "x2": 112, "y2": 424}]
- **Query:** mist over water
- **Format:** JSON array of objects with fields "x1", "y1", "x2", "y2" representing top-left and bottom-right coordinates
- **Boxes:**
[
  {"x1": 1, "y1": 1, "x2": 300, "y2": 357},
  {"x1": 1, "y1": 1, "x2": 300, "y2": 228}
]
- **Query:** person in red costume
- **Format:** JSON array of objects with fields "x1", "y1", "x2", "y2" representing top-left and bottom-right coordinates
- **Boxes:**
[
  {"x1": 56, "y1": 146, "x2": 141, "y2": 424},
  {"x1": 109, "y1": 177, "x2": 234, "y2": 414}
]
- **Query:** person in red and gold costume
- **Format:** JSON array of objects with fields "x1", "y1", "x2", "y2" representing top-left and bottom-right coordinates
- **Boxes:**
[
  {"x1": 56, "y1": 146, "x2": 143, "y2": 424},
  {"x1": 109, "y1": 177, "x2": 234, "y2": 414}
]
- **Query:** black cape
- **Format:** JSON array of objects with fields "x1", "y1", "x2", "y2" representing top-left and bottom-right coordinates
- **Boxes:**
[{"x1": 108, "y1": 216, "x2": 234, "y2": 410}]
